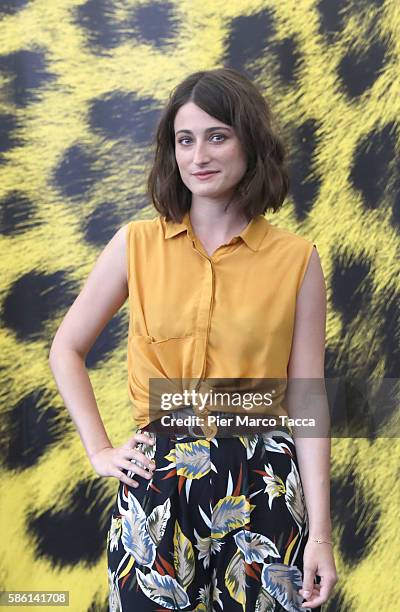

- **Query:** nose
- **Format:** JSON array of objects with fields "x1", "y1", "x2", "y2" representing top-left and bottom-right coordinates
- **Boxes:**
[{"x1": 192, "y1": 140, "x2": 211, "y2": 165}]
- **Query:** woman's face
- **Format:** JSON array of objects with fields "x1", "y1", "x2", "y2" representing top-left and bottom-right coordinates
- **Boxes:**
[{"x1": 173, "y1": 102, "x2": 247, "y2": 202}]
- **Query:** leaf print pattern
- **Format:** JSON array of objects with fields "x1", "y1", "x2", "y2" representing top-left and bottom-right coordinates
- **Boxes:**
[
  {"x1": 225, "y1": 548, "x2": 247, "y2": 607},
  {"x1": 212, "y1": 495, "x2": 256, "y2": 538},
  {"x1": 262, "y1": 563, "x2": 312, "y2": 612},
  {"x1": 233, "y1": 529, "x2": 281, "y2": 563},
  {"x1": 174, "y1": 520, "x2": 196, "y2": 588},
  {"x1": 136, "y1": 566, "x2": 191, "y2": 608},
  {"x1": 108, "y1": 516, "x2": 121, "y2": 553},
  {"x1": 107, "y1": 427, "x2": 321, "y2": 611},
  {"x1": 255, "y1": 587, "x2": 277, "y2": 611},
  {"x1": 171, "y1": 440, "x2": 212, "y2": 479},
  {"x1": 108, "y1": 568, "x2": 122, "y2": 612},
  {"x1": 262, "y1": 462, "x2": 286, "y2": 509}
]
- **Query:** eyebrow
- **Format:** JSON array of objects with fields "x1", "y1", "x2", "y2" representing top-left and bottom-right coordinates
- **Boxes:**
[{"x1": 175, "y1": 126, "x2": 232, "y2": 136}]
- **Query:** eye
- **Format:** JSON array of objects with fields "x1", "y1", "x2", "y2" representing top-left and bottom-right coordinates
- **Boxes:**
[
  {"x1": 177, "y1": 133, "x2": 226, "y2": 145},
  {"x1": 211, "y1": 133, "x2": 226, "y2": 142},
  {"x1": 177, "y1": 137, "x2": 191, "y2": 145}
]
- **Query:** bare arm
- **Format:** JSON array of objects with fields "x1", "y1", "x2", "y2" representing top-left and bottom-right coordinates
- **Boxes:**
[
  {"x1": 49, "y1": 224, "x2": 155, "y2": 486},
  {"x1": 287, "y1": 246, "x2": 331, "y2": 536},
  {"x1": 48, "y1": 224, "x2": 130, "y2": 460},
  {"x1": 287, "y1": 247, "x2": 338, "y2": 607}
]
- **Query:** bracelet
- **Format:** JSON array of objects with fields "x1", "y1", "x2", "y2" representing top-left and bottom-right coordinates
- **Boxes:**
[{"x1": 310, "y1": 537, "x2": 333, "y2": 544}]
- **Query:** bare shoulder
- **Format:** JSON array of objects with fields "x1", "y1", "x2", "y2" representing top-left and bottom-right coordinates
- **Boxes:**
[
  {"x1": 300, "y1": 246, "x2": 326, "y2": 299},
  {"x1": 113, "y1": 222, "x2": 130, "y2": 250},
  {"x1": 288, "y1": 245, "x2": 326, "y2": 378},
  {"x1": 91, "y1": 223, "x2": 130, "y2": 284}
]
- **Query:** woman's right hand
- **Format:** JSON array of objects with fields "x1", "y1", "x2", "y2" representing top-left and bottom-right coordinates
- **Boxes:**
[{"x1": 89, "y1": 432, "x2": 156, "y2": 487}]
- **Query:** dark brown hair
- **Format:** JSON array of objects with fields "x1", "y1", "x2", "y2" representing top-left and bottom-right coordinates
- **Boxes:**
[{"x1": 147, "y1": 68, "x2": 289, "y2": 222}]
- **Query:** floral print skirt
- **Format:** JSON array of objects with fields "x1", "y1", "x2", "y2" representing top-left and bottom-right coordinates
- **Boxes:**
[{"x1": 107, "y1": 424, "x2": 321, "y2": 611}]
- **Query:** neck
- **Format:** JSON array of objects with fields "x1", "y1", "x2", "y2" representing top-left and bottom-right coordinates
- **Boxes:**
[{"x1": 188, "y1": 201, "x2": 250, "y2": 240}]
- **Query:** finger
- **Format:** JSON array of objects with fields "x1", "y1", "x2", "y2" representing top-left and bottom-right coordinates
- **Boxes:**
[
  {"x1": 122, "y1": 433, "x2": 154, "y2": 449},
  {"x1": 300, "y1": 588, "x2": 327, "y2": 609},
  {"x1": 299, "y1": 584, "x2": 321, "y2": 601},
  {"x1": 300, "y1": 584, "x2": 321, "y2": 608},
  {"x1": 127, "y1": 450, "x2": 156, "y2": 470},
  {"x1": 136, "y1": 431, "x2": 155, "y2": 443},
  {"x1": 299, "y1": 584, "x2": 321, "y2": 596},
  {"x1": 120, "y1": 435, "x2": 138, "y2": 450},
  {"x1": 124, "y1": 460, "x2": 154, "y2": 480},
  {"x1": 113, "y1": 469, "x2": 139, "y2": 488},
  {"x1": 301, "y1": 569, "x2": 316, "y2": 602},
  {"x1": 301, "y1": 596, "x2": 325, "y2": 609},
  {"x1": 129, "y1": 448, "x2": 155, "y2": 470},
  {"x1": 318, "y1": 582, "x2": 335, "y2": 604},
  {"x1": 300, "y1": 582, "x2": 321, "y2": 590}
]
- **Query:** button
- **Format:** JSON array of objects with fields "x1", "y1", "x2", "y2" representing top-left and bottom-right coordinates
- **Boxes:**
[
  {"x1": 202, "y1": 421, "x2": 218, "y2": 440},
  {"x1": 196, "y1": 406, "x2": 217, "y2": 439},
  {"x1": 198, "y1": 409, "x2": 209, "y2": 425}
]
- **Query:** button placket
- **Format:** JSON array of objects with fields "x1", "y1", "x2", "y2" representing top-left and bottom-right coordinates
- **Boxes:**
[
  {"x1": 185, "y1": 227, "x2": 218, "y2": 440},
  {"x1": 190, "y1": 255, "x2": 214, "y2": 382}
]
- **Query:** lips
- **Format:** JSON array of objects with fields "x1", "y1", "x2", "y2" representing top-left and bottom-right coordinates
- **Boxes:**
[{"x1": 192, "y1": 171, "x2": 220, "y2": 177}]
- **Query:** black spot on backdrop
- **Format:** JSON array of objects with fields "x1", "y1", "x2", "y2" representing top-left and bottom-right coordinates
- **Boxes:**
[
  {"x1": 330, "y1": 253, "x2": 372, "y2": 326},
  {"x1": 392, "y1": 175, "x2": 400, "y2": 228},
  {"x1": 224, "y1": 10, "x2": 275, "y2": 73},
  {"x1": 76, "y1": 0, "x2": 178, "y2": 51},
  {"x1": 0, "y1": 50, "x2": 56, "y2": 107},
  {"x1": 52, "y1": 144, "x2": 102, "y2": 199},
  {"x1": 85, "y1": 312, "x2": 127, "y2": 368},
  {"x1": 89, "y1": 92, "x2": 161, "y2": 143},
  {"x1": 328, "y1": 377, "x2": 377, "y2": 440},
  {"x1": 83, "y1": 201, "x2": 147, "y2": 245},
  {"x1": 380, "y1": 285, "x2": 400, "y2": 378},
  {"x1": 27, "y1": 479, "x2": 112, "y2": 566},
  {"x1": 1, "y1": 271, "x2": 77, "y2": 341},
  {"x1": 324, "y1": 346, "x2": 344, "y2": 379},
  {"x1": 0, "y1": 0, "x2": 30, "y2": 17},
  {"x1": 366, "y1": 377, "x2": 399, "y2": 434},
  {"x1": 0, "y1": 190, "x2": 40, "y2": 235},
  {"x1": 350, "y1": 123, "x2": 397, "y2": 209},
  {"x1": 338, "y1": 40, "x2": 387, "y2": 98},
  {"x1": 0, "y1": 113, "x2": 24, "y2": 159},
  {"x1": 74, "y1": 0, "x2": 123, "y2": 50},
  {"x1": 331, "y1": 471, "x2": 379, "y2": 564},
  {"x1": 128, "y1": 1, "x2": 178, "y2": 47},
  {"x1": 317, "y1": 0, "x2": 348, "y2": 41},
  {"x1": 83, "y1": 202, "x2": 123, "y2": 246},
  {"x1": 287, "y1": 119, "x2": 321, "y2": 221},
  {"x1": 274, "y1": 37, "x2": 302, "y2": 85},
  {"x1": 325, "y1": 350, "x2": 390, "y2": 436},
  {"x1": 1, "y1": 388, "x2": 67, "y2": 471}
]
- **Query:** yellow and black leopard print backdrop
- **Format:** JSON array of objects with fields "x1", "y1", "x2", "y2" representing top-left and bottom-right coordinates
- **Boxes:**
[{"x1": 0, "y1": 0, "x2": 399, "y2": 610}]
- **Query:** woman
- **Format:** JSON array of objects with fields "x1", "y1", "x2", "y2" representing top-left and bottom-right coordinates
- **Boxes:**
[{"x1": 49, "y1": 68, "x2": 338, "y2": 611}]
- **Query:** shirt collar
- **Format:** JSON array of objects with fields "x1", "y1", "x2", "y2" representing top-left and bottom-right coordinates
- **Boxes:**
[{"x1": 162, "y1": 210, "x2": 269, "y2": 251}]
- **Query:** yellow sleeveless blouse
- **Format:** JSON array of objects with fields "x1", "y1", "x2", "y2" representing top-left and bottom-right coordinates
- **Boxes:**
[{"x1": 126, "y1": 211, "x2": 315, "y2": 437}]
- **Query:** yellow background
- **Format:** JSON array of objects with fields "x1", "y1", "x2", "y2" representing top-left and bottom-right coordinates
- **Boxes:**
[{"x1": 0, "y1": 0, "x2": 399, "y2": 610}]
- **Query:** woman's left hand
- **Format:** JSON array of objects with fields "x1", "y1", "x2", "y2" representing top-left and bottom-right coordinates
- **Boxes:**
[{"x1": 298, "y1": 540, "x2": 339, "y2": 608}]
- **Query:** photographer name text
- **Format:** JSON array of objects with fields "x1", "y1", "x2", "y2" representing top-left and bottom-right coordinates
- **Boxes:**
[{"x1": 160, "y1": 414, "x2": 315, "y2": 427}]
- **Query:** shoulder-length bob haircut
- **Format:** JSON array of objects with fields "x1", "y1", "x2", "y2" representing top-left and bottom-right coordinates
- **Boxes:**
[{"x1": 147, "y1": 68, "x2": 289, "y2": 223}]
